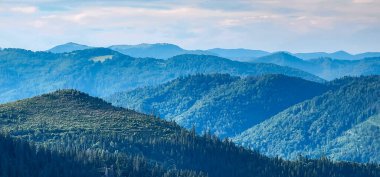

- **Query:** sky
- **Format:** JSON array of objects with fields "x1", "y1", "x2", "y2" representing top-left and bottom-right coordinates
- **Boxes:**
[{"x1": 0, "y1": 0, "x2": 379, "y2": 53}]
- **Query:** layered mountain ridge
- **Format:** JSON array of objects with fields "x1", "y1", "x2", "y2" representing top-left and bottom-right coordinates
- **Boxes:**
[
  {"x1": 106, "y1": 74, "x2": 328, "y2": 138},
  {"x1": 251, "y1": 52, "x2": 380, "y2": 80},
  {"x1": 106, "y1": 74, "x2": 380, "y2": 163},
  {"x1": 43, "y1": 43, "x2": 380, "y2": 80},
  {"x1": 234, "y1": 75, "x2": 380, "y2": 163},
  {"x1": 0, "y1": 48, "x2": 322, "y2": 103},
  {"x1": 47, "y1": 42, "x2": 380, "y2": 61}
]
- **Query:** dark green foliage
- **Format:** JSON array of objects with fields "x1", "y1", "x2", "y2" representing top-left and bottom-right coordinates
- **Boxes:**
[
  {"x1": 234, "y1": 75, "x2": 380, "y2": 163},
  {"x1": 106, "y1": 74, "x2": 328, "y2": 138},
  {"x1": 1, "y1": 89, "x2": 380, "y2": 177},
  {"x1": 0, "y1": 48, "x2": 322, "y2": 103},
  {"x1": 0, "y1": 134, "x2": 204, "y2": 177},
  {"x1": 0, "y1": 134, "x2": 100, "y2": 177}
]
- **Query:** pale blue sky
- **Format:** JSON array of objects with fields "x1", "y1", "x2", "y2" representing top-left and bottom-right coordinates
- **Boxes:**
[{"x1": 0, "y1": 0, "x2": 379, "y2": 53}]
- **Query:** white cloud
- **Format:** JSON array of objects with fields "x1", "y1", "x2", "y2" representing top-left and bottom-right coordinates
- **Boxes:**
[
  {"x1": 352, "y1": 0, "x2": 374, "y2": 4},
  {"x1": 0, "y1": 0, "x2": 379, "y2": 53},
  {"x1": 10, "y1": 6, "x2": 38, "y2": 14}
]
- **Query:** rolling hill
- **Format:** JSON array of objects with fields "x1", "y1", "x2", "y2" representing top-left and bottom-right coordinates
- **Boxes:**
[
  {"x1": 0, "y1": 89, "x2": 379, "y2": 177},
  {"x1": 234, "y1": 76, "x2": 380, "y2": 163},
  {"x1": 0, "y1": 48, "x2": 323, "y2": 103},
  {"x1": 106, "y1": 74, "x2": 328, "y2": 138}
]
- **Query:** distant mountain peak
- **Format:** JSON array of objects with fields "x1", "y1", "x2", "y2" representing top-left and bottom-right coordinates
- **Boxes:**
[
  {"x1": 257, "y1": 51, "x2": 304, "y2": 62},
  {"x1": 152, "y1": 43, "x2": 181, "y2": 46},
  {"x1": 110, "y1": 43, "x2": 183, "y2": 49},
  {"x1": 48, "y1": 42, "x2": 93, "y2": 53},
  {"x1": 139, "y1": 43, "x2": 183, "y2": 50},
  {"x1": 271, "y1": 51, "x2": 295, "y2": 57},
  {"x1": 108, "y1": 43, "x2": 192, "y2": 59},
  {"x1": 65, "y1": 42, "x2": 83, "y2": 45},
  {"x1": 170, "y1": 53, "x2": 217, "y2": 58},
  {"x1": 54, "y1": 42, "x2": 89, "y2": 48},
  {"x1": 206, "y1": 48, "x2": 270, "y2": 61},
  {"x1": 332, "y1": 50, "x2": 351, "y2": 55}
]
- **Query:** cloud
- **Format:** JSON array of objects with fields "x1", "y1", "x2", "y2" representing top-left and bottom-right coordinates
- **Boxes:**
[
  {"x1": 352, "y1": 0, "x2": 374, "y2": 4},
  {"x1": 0, "y1": 0, "x2": 379, "y2": 53},
  {"x1": 10, "y1": 6, "x2": 38, "y2": 14}
]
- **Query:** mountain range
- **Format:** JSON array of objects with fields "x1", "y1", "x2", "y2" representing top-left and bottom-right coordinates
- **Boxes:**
[
  {"x1": 47, "y1": 42, "x2": 380, "y2": 61},
  {"x1": 1, "y1": 43, "x2": 379, "y2": 175},
  {"x1": 234, "y1": 76, "x2": 380, "y2": 163},
  {"x1": 0, "y1": 48, "x2": 322, "y2": 103},
  {"x1": 45, "y1": 43, "x2": 380, "y2": 80},
  {"x1": 294, "y1": 51, "x2": 380, "y2": 60},
  {"x1": 0, "y1": 89, "x2": 379, "y2": 177},
  {"x1": 106, "y1": 74, "x2": 328, "y2": 138},
  {"x1": 252, "y1": 52, "x2": 380, "y2": 80},
  {"x1": 109, "y1": 43, "x2": 213, "y2": 59},
  {"x1": 106, "y1": 74, "x2": 380, "y2": 163}
]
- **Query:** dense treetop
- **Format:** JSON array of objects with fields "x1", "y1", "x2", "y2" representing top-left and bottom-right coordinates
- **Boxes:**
[{"x1": 234, "y1": 75, "x2": 380, "y2": 163}]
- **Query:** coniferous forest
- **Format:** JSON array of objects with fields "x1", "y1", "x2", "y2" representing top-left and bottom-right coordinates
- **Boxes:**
[{"x1": 0, "y1": 89, "x2": 379, "y2": 177}]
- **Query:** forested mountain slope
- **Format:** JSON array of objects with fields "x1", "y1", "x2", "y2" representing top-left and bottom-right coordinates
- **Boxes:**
[
  {"x1": 0, "y1": 89, "x2": 379, "y2": 177},
  {"x1": 106, "y1": 74, "x2": 328, "y2": 138},
  {"x1": 0, "y1": 48, "x2": 322, "y2": 103},
  {"x1": 307, "y1": 57, "x2": 380, "y2": 80},
  {"x1": 0, "y1": 134, "x2": 99, "y2": 177},
  {"x1": 328, "y1": 114, "x2": 380, "y2": 162},
  {"x1": 0, "y1": 133, "x2": 205, "y2": 177},
  {"x1": 234, "y1": 76, "x2": 380, "y2": 163}
]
